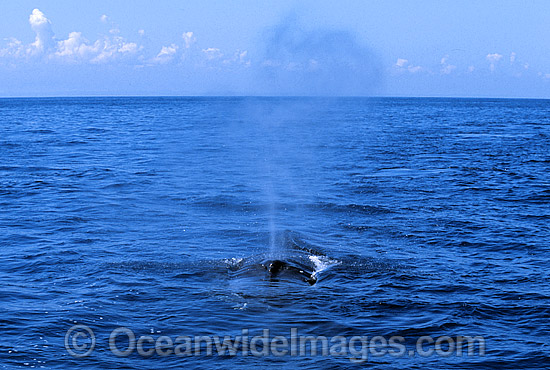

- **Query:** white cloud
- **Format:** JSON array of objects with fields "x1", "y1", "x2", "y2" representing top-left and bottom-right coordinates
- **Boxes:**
[
  {"x1": 1, "y1": 8, "x2": 245, "y2": 72},
  {"x1": 23, "y1": 9, "x2": 139, "y2": 64},
  {"x1": 239, "y1": 50, "x2": 250, "y2": 66},
  {"x1": 202, "y1": 47, "x2": 223, "y2": 60},
  {"x1": 440, "y1": 55, "x2": 456, "y2": 75},
  {"x1": 486, "y1": 53, "x2": 503, "y2": 72},
  {"x1": 159, "y1": 45, "x2": 178, "y2": 56},
  {"x1": 507, "y1": 53, "x2": 531, "y2": 77},
  {"x1": 28, "y1": 8, "x2": 55, "y2": 55},
  {"x1": 152, "y1": 44, "x2": 178, "y2": 64},
  {"x1": 407, "y1": 65, "x2": 423, "y2": 73},
  {"x1": 90, "y1": 37, "x2": 139, "y2": 63},
  {"x1": 468, "y1": 65, "x2": 475, "y2": 73},
  {"x1": 29, "y1": 8, "x2": 50, "y2": 28},
  {"x1": 486, "y1": 53, "x2": 503, "y2": 62},
  {"x1": 395, "y1": 58, "x2": 408, "y2": 67},
  {"x1": 0, "y1": 9, "x2": 142, "y2": 64},
  {"x1": 119, "y1": 43, "x2": 138, "y2": 54},
  {"x1": 393, "y1": 58, "x2": 423, "y2": 74},
  {"x1": 222, "y1": 49, "x2": 251, "y2": 67},
  {"x1": 0, "y1": 38, "x2": 25, "y2": 58},
  {"x1": 440, "y1": 64, "x2": 456, "y2": 74},
  {"x1": 182, "y1": 32, "x2": 195, "y2": 49},
  {"x1": 53, "y1": 31, "x2": 139, "y2": 64},
  {"x1": 55, "y1": 32, "x2": 100, "y2": 60}
]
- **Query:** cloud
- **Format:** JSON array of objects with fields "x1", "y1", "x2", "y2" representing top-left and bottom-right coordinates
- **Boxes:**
[
  {"x1": 182, "y1": 32, "x2": 195, "y2": 49},
  {"x1": 152, "y1": 44, "x2": 178, "y2": 64},
  {"x1": 440, "y1": 55, "x2": 456, "y2": 75},
  {"x1": 28, "y1": 8, "x2": 55, "y2": 55},
  {"x1": 222, "y1": 49, "x2": 251, "y2": 67},
  {"x1": 468, "y1": 65, "x2": 475, "y2": 73},
  {"x1": 486, "y1": 53, "x2": 503, "y2": 72},
  {"x1": 395, "y1": 58, "x2": 408, "y2": 68},
  {"x1": 119, "y1": 43, "x2": 137, "y2": 53},
  {"x1": 160, "y1": 45, "x2": 178, "y2": 56},
  {"x1": 90, "y1": 37, "x2": 138, "y2": 63},
  {"x1": 1, "y1": 9, "x2": 252, "y2": 73},
  {"x1": 53, "y1": 31, "x2": 138, "y2": 64},
  {"x1": 55, "y1": 32, "x2": 100, "y2": 61},
  {"x1": 238, "y1": 50, "x2": 249, "y2": 65},
  {"x1": 148, "y1": 32, "x2": 197, "y2": 64},
  {"x1": 506, "y1": 52, "x2": 531, "y2": 77},
  {"x1": 440, "y1": 64, "x2": 456, "y2": 75},
  {"x1": 486, "y1": 53, "x2": 503, "y2": 62},
  {"x1": 202, "y1": 47, "x2": 223, "y2": 60},
  {"x1": 393, "y1": 58, "x2": 423, "y2": 74},
  {"x1": 407, "y1": 65, "x2": 423, "y2": 73},
  {"x1": 0, "y1": 9, "x2": 140, "y2": 64},
  {"x1": 0, "y1": 38, "x2": 25, "y2": 58},
  {"x1": 0, "y1": 9, "x2": 249, "y2": 70}
]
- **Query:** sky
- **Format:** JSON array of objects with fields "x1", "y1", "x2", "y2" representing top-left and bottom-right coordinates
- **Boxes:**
[{"x1": 0, "y1": 0, "x2": 549, "y2": 98}]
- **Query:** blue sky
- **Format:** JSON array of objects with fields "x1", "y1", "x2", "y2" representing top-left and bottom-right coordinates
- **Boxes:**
[{"x1": 1, "y1": 0, "x2": 549, "y2": 97}]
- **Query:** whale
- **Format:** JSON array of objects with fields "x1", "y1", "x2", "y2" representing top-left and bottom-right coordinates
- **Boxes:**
[
  {"x1": 224, "y1": 231, "x2": 336, "y2": 286},
  {"x1": 260, "y1": 258, "x2": 317, "y2": 285},
  {"x1": 227, "y1": 255, "x2": 318, "y2": 285},
  {"x1": 226, "y1": 247, "x2": 327, "y2": 286}
]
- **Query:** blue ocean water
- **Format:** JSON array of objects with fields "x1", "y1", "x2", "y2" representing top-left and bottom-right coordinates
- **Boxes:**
[{"x1": 1, "y1": 97, "x2": 549, "y2": 369}]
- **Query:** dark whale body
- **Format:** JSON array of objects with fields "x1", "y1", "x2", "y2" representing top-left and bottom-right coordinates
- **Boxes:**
[
  {"x1": 261, "y1": 259, "x2": 317, "y2": 285},
  {"x1": 227, "y1": 251, "x2": 320, "y2": 286},
  {"x1": 226, "y1": 231, "x2": 328, "y2": 286}
]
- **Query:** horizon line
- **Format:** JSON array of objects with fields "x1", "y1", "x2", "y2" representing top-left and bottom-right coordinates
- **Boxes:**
[{"x1": 0, "y1": 94, "x2": 549, "y2": 100}]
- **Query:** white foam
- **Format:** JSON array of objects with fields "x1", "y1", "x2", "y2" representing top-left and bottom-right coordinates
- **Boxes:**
[
  {"x1": 309, "y1": 255, "x2": 340, "y2": 278},
  {"x1": 223, "y1": 257, "x2": 243, "y2": 267}
]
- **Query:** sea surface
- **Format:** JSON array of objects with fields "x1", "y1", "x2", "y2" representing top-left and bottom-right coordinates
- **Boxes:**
[{"x1": 1, "y1": 97, "x2": 549, "y2": 369}]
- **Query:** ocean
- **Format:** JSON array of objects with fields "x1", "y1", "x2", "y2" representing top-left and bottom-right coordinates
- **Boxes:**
[{"x1": 1, "y1": 97, "x2": 549, "y2": 369}]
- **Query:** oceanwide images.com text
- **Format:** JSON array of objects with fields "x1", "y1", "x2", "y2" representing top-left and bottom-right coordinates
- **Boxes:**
[{"x1": 65, "y1": 325, "x2": 485, "y2": 363}]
